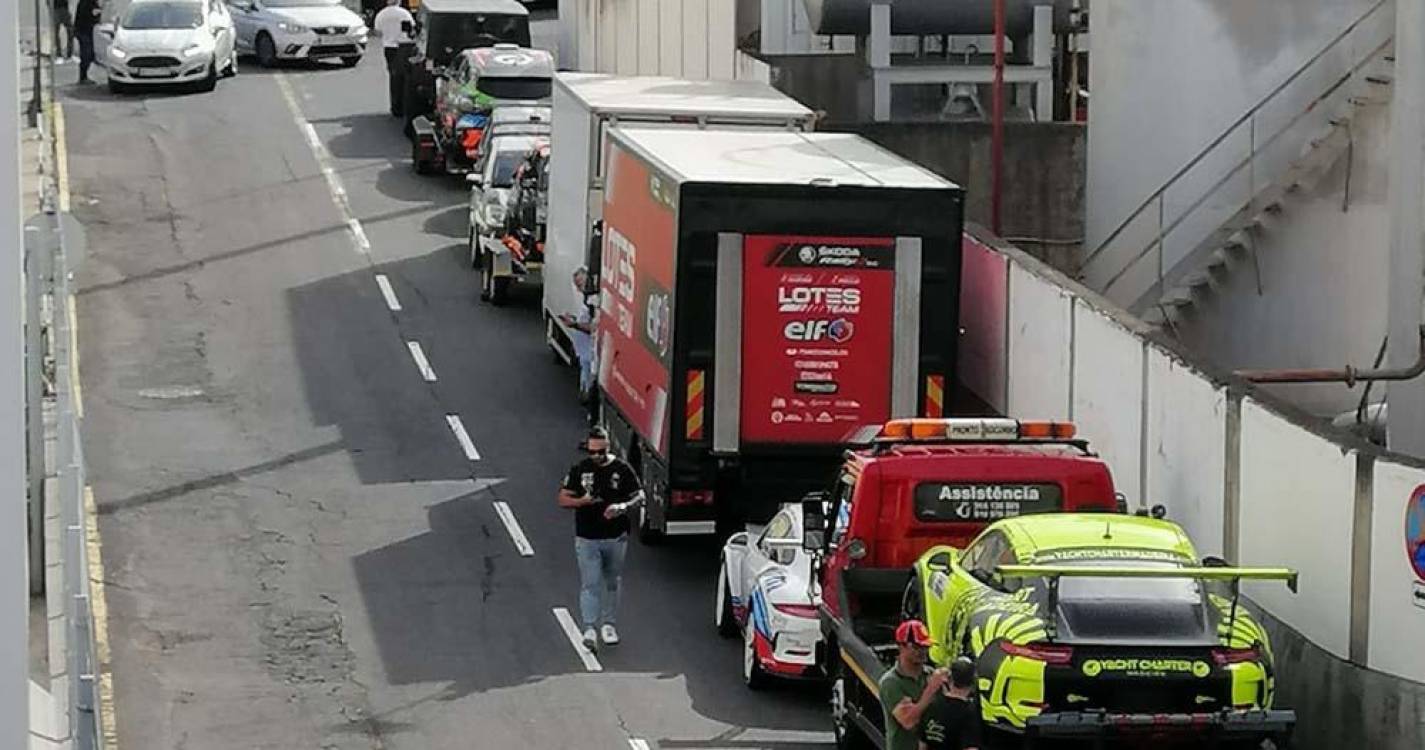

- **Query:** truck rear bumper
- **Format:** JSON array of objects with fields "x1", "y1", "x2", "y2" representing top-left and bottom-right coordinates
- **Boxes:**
[{"x1": 1024, "y1": 709, "x2": 1296, "y2": 739}]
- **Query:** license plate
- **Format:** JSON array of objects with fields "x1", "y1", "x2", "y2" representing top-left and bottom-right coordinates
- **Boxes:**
[{"x1": 135, "y1": 68, "x2": 174, "y2": 77}]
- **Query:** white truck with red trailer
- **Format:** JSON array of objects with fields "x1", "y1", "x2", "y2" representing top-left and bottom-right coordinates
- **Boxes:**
[
  {"x1": 543, "y1": 73, "x2": 818, "y2": 365},
  {"x1": 589, "y1": 126, "x2": 965, "y2": 541}
]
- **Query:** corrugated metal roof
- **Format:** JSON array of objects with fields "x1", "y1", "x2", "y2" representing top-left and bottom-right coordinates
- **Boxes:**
[
  {"x1": 612, "y1": 127, "x2": 958, "y2": 190},
  {"x1": 554, "y1": 73, "x2": 815, "y2": 120}
]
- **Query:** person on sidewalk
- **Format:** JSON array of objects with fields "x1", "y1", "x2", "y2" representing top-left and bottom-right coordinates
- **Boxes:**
[
  {"x1": 557, "y1": 427, "x2": 644, "y2": 652},
  {"x1": 880, "y1": 619, "x2": 949, "y2": 750},
  {"x1": 73, "y1": 0, "x2": 100, "y2": 83},
  {"x1": 373, "y1": 0, "x2": 415, "y2": 116},
  {"x1": 53, "y1": 0, "x2": 75, "y2": 61},
  {"x1": 918, "y1": 657, "x2": 982, "y2": 750}
]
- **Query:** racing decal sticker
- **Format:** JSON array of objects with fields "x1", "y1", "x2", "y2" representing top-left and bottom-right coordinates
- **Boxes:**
[
  {"x1": 1032, "y1": 547, "x2": 1191, "y2": 564},
  {"x1": 1407, "y1": 484, "x2": 1425, "y2": 609},
  {"x1": 1078, "y1": 658, "x2": 1213, "y2": 679}
]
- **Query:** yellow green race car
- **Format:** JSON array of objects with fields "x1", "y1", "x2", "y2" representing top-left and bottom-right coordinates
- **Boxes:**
[{"x1": 902, "y1": 513, "x2": 1297, "y2": 745}]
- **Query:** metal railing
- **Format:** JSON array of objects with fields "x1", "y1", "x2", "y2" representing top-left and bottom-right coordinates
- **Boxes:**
[{"x1": 1080, "y1": 0, "x2": 1395, "y2": 308}]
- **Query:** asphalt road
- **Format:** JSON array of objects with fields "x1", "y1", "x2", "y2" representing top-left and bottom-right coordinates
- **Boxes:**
[{"x1": 64, "y1": 14, "x2": 833, "y2": 750}]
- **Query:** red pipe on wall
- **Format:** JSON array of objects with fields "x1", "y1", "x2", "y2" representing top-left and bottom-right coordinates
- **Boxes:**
[{"x1": 991, "y1": 0, "x2": 1006, "y2": 235}]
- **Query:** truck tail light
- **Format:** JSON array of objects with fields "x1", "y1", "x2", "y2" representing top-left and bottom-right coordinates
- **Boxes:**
[
  {"x1": 670, "y1": 490, "x2": 714, "y2": 506},
  {"x1": 1001, "y1": 641, "x2": 1074, "y2": 665},
  {"x1": 772, "y1": 603, "x2": 819, "y2": 619},
  {"x1": 1211, "y1": 646, "x2": 1259, "y2": 666}
]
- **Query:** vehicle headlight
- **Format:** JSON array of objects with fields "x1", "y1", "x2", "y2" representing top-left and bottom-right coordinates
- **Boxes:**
[
  {"x1": 181, "y1": 43, "x2": 209, "y2": 58},
  {"x1": 109, "y1": 45, "x2": 128, "y2": 59},
  {"x1": 277, "y1": 21, "x2": 307, "y2": 33},
  {"x1": 353, "y1": 24, "x2": 368, "y2": 38}
]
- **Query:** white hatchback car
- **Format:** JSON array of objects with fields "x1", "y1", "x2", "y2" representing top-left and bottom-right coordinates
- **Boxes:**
[
  {"x1": 100, "y1": 0, "x2": 238, "y2": 93},
  {"x1": 228, "y1": 0, "x2": 368, "y2": 68}
]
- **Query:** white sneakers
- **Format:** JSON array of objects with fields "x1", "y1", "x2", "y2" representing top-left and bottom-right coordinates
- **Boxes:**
[
  {"x1": 601, "y1": 624, "x2": 620, "y2": 646},
  {"x1": 582, "y1": 628, "x2": 598, "y2": 651},
  {"x1": 581, "y1": 625, "x2": 621, "y2": 650}
]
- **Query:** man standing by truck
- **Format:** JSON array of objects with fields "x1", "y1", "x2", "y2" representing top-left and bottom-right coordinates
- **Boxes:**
[
  {"x1": 918, "y1": 657, "x2": 982, "y2": 750},
  {"x1": 373, "y1": 0, "x2": 415, "y2": 116},
  {"x1": 557, "y1": 427, "x2": 644, "y2": 651},
  {"x1": 880, "y1": 620, "x2": 949, "y2": 750}
]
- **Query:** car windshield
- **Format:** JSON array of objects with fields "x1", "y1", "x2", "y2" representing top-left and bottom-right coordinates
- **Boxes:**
[
  {"x1": 477, "y1": 77, "x2": 552, "y2": 101},
  {"x1": 1050, "y1": 560, "x2": 1202, "y2": 604},
  {"x1": 429, "y1": 14, "x2": 532, "y2": 59},
  {"x1": 487, "y1": 149, "x2": 526, "y2": 188},
  {"x1": 122, "y1": 2, "x2": 203, "y2": 29}
]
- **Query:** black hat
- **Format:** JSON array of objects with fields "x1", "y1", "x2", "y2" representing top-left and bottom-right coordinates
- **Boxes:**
[
  {"x1": 949, "y1": 657, "x2": 975, "y2": 688},
  {"x1": 587, "y1": 426, "x2": 609, "y2": 441}
]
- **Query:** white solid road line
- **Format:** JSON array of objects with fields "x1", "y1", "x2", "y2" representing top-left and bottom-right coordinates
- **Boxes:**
[
  {"x1": 375, "y1": 274, "x2": 402, "y2": 311},
  {"x1": 492, "y1": 501, "x2": 534, "y2": 556},
  {"x1": 552, "y1": 607, "x2": 603, "y2": 672},
  {"x1": 406, "y1": 341, "x2": 437, "y2": 382},
  {"x1": 445, "y1": 414, "x2": 481, "y2": 460},
  {"x1": 276, "y1": 74, "x2": 367, "y2": 255}
]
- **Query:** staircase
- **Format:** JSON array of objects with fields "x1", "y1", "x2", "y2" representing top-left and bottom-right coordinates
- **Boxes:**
[{"x1": 1078, "y1": 0, "x2": 1396, "y2": 321}]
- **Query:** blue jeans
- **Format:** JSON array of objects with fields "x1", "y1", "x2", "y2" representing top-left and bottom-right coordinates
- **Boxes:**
[{"x1": 575, "y1": 535, "x2": 626, "y2": 629}]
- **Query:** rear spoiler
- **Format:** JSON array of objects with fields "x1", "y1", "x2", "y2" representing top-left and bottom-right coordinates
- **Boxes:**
[{"x1": 997, "y1": 564, "x2": 1299, "y2": 593}]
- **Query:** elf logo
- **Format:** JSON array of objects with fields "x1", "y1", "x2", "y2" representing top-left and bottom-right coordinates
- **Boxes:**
[
  {"x1": 777, "y1": 286, "x2": 862, "y2": 313},
  {"x1": 784, "y1": 318, "x2": 855, "y2": 343}
]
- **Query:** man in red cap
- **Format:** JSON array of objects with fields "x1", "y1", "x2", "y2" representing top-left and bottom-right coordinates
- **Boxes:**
[{"x1": 879, "y1": 619, "x2": 949, "y2": 750}]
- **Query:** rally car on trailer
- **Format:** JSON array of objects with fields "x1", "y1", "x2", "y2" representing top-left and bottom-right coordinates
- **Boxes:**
[
  {"x1": 716, "y1": 503, "x2": 823, "y2": 689},
  {"x1": 411, "y1": 44, "x2": 552, "y2": 175},
  {"x1": 890, "y1": 513, "x2": 1299, "y2": 747},
  {"x1": 398, "y1": 0, "x2": 533, "y2": 133}
]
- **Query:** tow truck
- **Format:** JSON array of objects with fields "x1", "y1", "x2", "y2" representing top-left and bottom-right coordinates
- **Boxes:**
[{"x1": 792, "y1": 417, "x2": 1125, "y2": 748}]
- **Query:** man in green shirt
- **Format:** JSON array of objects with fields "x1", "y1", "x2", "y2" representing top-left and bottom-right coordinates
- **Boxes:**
[{"x1": 879, "y1": 619, "x2": 949, "y2": 750}]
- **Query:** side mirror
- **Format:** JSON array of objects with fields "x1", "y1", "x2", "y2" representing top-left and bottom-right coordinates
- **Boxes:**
[
  {"x1": 97, "y1": 23, "x2": 115, "y2": 37},
  {"x1": 845, "y1": 538, "x2": 867, "y2": 561},
  {"x1": 466, "y1": 173, "x2": 484, "y2": 188},
  {"x1": 726, "y1": 531, "x2": 748, "y2": 548},
  {"x1": 801, "y1": 492, "x2": 828, "y2": 552}
]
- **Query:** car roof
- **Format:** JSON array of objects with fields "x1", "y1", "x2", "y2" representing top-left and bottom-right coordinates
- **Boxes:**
[
  {"x1": 419, "y1": 0, "x2": 529, "y2": 16},
  {"x1": 994, "y1": 513, "x2": 1197, "y2": 560},
  {"x1": 490, "y1": 105, "x2": 550, "y2": 123},
  {"x1": 465, "y1": 46, "x2": 554, "y2": 77},
  {"x1": 490, "y1": 134, "x2": 546, "y2": 152}
]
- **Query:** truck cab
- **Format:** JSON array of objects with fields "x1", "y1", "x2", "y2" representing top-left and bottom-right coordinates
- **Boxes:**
[{"x1": 801, "y1": 417, "x2": 1122, "y2": 749}]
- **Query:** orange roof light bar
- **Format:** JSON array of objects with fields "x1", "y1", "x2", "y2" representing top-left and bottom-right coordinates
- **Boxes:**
[{"x1": 879, "y1": 418, "x2": 1077, "y2": 442}]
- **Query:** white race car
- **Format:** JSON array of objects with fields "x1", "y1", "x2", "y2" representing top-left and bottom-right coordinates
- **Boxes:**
[{"x1": 715, "y1": 503, "x2": 824, "y2": 689}]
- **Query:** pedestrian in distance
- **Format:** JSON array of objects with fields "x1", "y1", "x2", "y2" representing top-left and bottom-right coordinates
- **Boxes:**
[
  {"x1": 53, "y1": 0, "x2": 76, "y2": 62},
  {"x1": 918, "y1": 657, "x2": 982, "y2": 750},
  {"x1": 557, "y1": 426, "x2": 644, "y2": 652},
  {"x1": 556, "y1": 267, "x2": 598, "y2": 425},
  {"x1": 373, "y1": 0, "x2": 415, "y2": 116},
  {"x1": 880, "y1": 619, "x2": 950, "y2": 750},
  {"x1": 73, "y1": 0, "x2": 100, "y2": 84}
]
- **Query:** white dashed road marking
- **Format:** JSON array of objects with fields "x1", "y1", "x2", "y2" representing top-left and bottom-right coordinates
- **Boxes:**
[
  {"x1": 492, "y1": 501, "x2": 534, "y2": 556},
  {"x1": 445, "y1": 414, "x2": 481, "y2": 460},
  {"x1": 628, "y1": 740, "x2": 651, "y2": 750},
  {"x1": 406, "y1": 341, "x2": 437, "y2": 382},
  {"x1": 375, "y1": 274, "x2": 402, "y2": 311},
  {"x1": 552, "y1": 607, "x2": 603, "y2": 672}
]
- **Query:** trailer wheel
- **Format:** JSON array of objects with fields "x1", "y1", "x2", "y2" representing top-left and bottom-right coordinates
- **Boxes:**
[
  {"x1": 633, "y1": 450, "x2": 665, "y2": 545},
  {"x1": 901, "y1": 572, "x2": 924, "y2": 622},
  {"x1": 743, "y1": 625, "x2": 770, "y2": 690},
  {"x1": 480, "y1": 251, "x2": 510, "y2": 305},
  {"x1": 412, "y1": 139, "x2": 434, "y2": 175},
  {"x1": 636, "y1": 501, "x2": 665, "y2": 546},
  {"x1": 715, "y1": 564, "x2": 738, "y2": 638}
]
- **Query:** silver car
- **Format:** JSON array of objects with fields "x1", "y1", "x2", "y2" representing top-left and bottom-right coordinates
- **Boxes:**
[
  {"x1": 227, "y1": 0, "x2": 368, "y2": 67},
  {"x1": 99, "y1": 0, "x2": 238, "y2": 93}
]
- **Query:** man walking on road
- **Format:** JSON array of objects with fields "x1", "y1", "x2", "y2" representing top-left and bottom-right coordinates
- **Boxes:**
[
  {"x1": 880, "y1": 620, "x2": 949, "y2": 750},
  {"x1": 73, "y1": 0, "x2": 100, "y2": 83},
  {"x1": 557, "y1": 427, "x2": 644, "y2": 651},
  {"x1": 373, "y1": 0, "x2": 415, "y2": 116},
  {"x1": 53, "y1": 0, "x2": 76, "y2": 62}
]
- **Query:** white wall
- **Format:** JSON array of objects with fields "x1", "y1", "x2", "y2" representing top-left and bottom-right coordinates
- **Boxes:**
[
  {"x1": 1004, "y1": 263, "x2": 1072, "y2": 420},
  {"x1": 1144, "y1": 350, "x2": 1228, "y2": 558},
  {"x1": 1071, "y1": 304, "x2": 1144, "y2": 505},
  {"x1": 1367, "y1": 459, "x2": 1425, "y2": 681},
  {"x1": 1087, "y1": 0, "x2": 1382, "y2": 249},
  {"x1": 564, "y1": 0, "x2": 757, "y2": 81},
  {"x1": 1238, "y1": 398, "x2": 1356, "y2": 657}
]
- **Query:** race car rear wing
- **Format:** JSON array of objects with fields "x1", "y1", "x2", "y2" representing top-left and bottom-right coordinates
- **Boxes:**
[
  {"x1": 996, "y1": 564, "x2": 1299, "y2": 642},
  {"x1": 997, "y1": 565, "x2": 1299, "y2": 593}
]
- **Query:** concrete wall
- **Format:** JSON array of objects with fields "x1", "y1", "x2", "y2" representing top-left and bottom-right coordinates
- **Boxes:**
[
  {"x1": 1172, "y1": 101, "x2": 1393, "y2": 419},
  {"x1": 826, "y1": 121, "x2": 1085, "y2": 272},
  {"x1": 1086, "y1": 0, "x2": 1383, "y2": 250},
  {"x1": 959, "y1": 225, "x2": 1425, "y2": 748}
]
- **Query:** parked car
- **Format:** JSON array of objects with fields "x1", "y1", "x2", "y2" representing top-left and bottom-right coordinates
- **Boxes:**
[
  {"x1": 715, "y1": 503, "x2": 822, "y2": 689},
  {"x1": 99, "y1": 0, "x2": 237, "y2": 93},
  {"x1": 228, "y1": 0, "x2": 369, "y2": 68}
]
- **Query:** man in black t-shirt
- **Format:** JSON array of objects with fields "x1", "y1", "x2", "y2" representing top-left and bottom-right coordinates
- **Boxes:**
[
  {"x1": 558, "y1": 427, "x2": 644, "y2": 652},
  {"x1": 918, "y1": 657, "x2": 983, "y2": 750}
]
